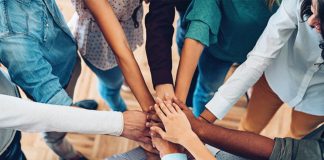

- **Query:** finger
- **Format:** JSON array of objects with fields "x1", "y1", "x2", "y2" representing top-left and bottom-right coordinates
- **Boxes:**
[
  {"x1": 164, "y1": 93, "x2": 172, "y2": 103},
  {"x1": 150, "y1": 126, "x2": 167, "y2": 139},
  {"x1": 164, "y1": 100, "x2": 176, "y2": 113},
  {"x1": 172, "y1": 103, "x2": 182, "y2": 113},
  {"x1": 154, "y1": 104, "x2": 167, "y2": 122},
  {"x1": 142, "y1": 128, "x2": 151, "y2": 137},
  {"x1": 138, "y1": 136, "x2": 152, "y2": 144},
  {"x1": 146, "y1": 122, "x2": 164, "y2": 129},
  {"x1": 147, "y1": 113, "x2": 161, "y2": 122},
  {"x1": 150, "y1": 130, "x2": 162, "y2": 138},
  {"x1": 147, "y1": 106, "x2": 155, "y2": 113},
  {"x1": 172, "y1": 97, "x2": 189, "y2": 110},
  {"x1": 158, "y1": 99, "x2": 172, "y2": 116},
  {"x1": 155, "y1": 97, "x2": 163, "y2": 103}
]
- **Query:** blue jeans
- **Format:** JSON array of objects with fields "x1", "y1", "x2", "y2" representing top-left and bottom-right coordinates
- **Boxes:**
[
  {"x1": 85, "y1": 59, "x2": 127, "y2": 112},
  {"x1": 193, "y1": 52, "x2": 232, "y2": 116},
  {"x1": 0, "y1": 132, "x2": 26, "y2": 160}
]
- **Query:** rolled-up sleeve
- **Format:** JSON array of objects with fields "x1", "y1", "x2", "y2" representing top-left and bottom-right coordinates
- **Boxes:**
[
  {"x1": 184, "y1": 0, "x2": 221, "y2": 47},
  {"x1": 269, "y1": 137, "x2": 323, "y2": 160}
]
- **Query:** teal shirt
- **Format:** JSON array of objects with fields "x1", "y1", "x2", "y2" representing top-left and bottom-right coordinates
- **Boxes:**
[{"x1": 184, "y1": 0, "x2": 279, "y2": 63}]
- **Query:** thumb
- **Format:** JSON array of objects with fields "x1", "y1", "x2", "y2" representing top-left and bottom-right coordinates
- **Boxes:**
[
  {"x1": 172, "y1": 97, "x2": 189, "y2": 110},
  {"x1": 150, "y1": 126, "x2": 167, "y2": 139}
]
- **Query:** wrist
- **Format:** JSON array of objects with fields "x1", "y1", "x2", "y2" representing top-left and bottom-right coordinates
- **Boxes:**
[
  {"x1": 179, "y1": 131, "x2": 199, "y2": 147},
  {"x1": 200, "y1": 109, "x2": 217, "y2": 123},
  {"x1": 159, "y1": 143, "x2": 181, "y2": 157},
  {"x1": 155, "y1": 84, "x2": 175, "y2": 98}
]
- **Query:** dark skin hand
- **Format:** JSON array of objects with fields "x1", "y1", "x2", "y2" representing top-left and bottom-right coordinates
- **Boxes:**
[{"x1": 172, "y1": 98, "x2": 275, "y2": 160}]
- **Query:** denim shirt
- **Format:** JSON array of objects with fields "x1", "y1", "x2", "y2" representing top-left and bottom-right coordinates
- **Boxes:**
[{"x1": 0, "y1": 0, "x2": 77, "y2": 106}]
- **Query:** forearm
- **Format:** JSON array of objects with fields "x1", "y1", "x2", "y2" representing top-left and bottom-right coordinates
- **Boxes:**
[
  {"x1": 175, "y1": 38, "x2": 204, "y2": 102},
  {"x1": 0, "y1": 95, "x2": 123, "y2": 135},
  {"x1": 195, "y1": 121, "x2": 274, "y2": 160},
  {"x1": 85, "y1": 0, "x2": 155, "y2": 110},
  {"x1": 181, "y1": 133, "x2": 216, "y2": 160}
]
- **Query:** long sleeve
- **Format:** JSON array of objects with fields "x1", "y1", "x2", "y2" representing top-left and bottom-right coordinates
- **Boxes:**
[
  {"x1": 0, "y1": 94, "x2": 123, "y2": 136},
  {"x1": 205, "y1": 0, "x2": 298, "y2": 119},
  {"x1": 145, "y1": 1, "x2": 175, "y2": 87}
]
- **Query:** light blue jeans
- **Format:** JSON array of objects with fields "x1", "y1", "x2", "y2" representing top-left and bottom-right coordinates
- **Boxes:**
[
  {"x1": 193, "y1": 52, "x2": 233, "y2": 116},
  {"x1": 85, "y1": 59, "x2": 127, "y2": 112}
]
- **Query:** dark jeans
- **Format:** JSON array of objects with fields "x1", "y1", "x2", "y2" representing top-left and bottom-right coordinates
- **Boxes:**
[{"x1": 0, "y1": 132, "x2": 26, "y2": 160}]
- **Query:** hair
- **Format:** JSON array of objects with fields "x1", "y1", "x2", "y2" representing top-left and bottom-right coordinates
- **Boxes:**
[
  {"x1": 300, "y1": 0, "x2": 324, "y2": 59},
  {"x1": 267, "y1": 0, "x2": 278, "y2": 8}
]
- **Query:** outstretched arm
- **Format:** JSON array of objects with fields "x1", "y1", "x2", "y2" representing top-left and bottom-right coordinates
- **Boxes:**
[
  {"x1": 84, "y1": 0, "x2": 155, "y2": 111},
  {"x1": 173, "y1": 99, "x2": 274, "y2": 160}
]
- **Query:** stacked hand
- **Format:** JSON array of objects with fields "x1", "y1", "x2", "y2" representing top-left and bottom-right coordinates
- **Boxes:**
[{"x1": 150, "y1": 97, "x2": 198, "y2": 146}]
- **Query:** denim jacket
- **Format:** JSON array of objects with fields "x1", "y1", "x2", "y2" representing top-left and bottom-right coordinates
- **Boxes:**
[{"x1": 0, "y1": 0, "x2": 77, "y2": 105}]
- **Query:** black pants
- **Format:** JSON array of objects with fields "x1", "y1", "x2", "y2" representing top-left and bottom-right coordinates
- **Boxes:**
[{"x1": 0, "y1": 132, "x2": 26, "y2": 160}]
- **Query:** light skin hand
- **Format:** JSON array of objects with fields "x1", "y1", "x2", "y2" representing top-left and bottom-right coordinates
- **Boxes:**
[
  {"x1": 151, "y1": 136, "x2": 181, "y2": 158},
  {"x1": 155, "y1": 84, "x2": 175, "y2": 100},
  {"x1": 151, "y1": 100, "x2": 216, "y2": 160},
  {"x1": 150, "y1": 100, "x2": 195, "y2": 145},
  {"x1": 121, "y1": 111, "x2": 151, "y2": 143}
]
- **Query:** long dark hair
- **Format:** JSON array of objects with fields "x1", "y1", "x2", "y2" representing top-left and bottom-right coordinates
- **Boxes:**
[{"x1": 300, "y1": 0, "x2": 324, "y2": 59}]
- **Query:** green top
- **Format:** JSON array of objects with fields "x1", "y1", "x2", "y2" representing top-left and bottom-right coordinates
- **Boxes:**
[
  {"x1": 184, "y1": 0, "x2": 279, "y2": 63},
  {"x1": 270, "y1": 125, "x2": 324, "y2": 160}
]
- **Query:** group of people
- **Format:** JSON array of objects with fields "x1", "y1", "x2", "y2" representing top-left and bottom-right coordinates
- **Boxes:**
[{"x1": 0, "y1": 0, "x2": 323, "y2": 159}]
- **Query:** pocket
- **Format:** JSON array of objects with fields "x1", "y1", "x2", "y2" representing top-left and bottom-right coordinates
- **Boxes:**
[
  {"x1": 0, "y1": 0, "x2": 9, "y2": 36},
  {"x1": 6, "y1": 0, "x2": 47, "y2": 41}
]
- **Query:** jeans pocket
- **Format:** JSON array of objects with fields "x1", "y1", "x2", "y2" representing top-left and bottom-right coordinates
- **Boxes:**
[{"x1": 0, "y1": 0, "x2": 9, "y2": 36}]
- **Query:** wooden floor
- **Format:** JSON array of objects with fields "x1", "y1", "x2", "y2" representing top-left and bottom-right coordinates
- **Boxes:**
[{"x1": 20, "y1": 1, "x2": 291, "y2": 160}]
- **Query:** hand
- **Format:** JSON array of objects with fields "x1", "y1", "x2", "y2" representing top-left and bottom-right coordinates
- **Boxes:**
[
  {"x1": 121, "y1": 111, "x2": 151, "y2": 143},
  {"x1": 155, "y1": 84, "x2": 175, "y2": 101},
  {"x1": 150, "y1": 99, "x2": 197, "y2": 145},
  {"x1": 147, "y1": 94, "x2": 174, "y2": 122},
  {"x1": 172, "y1": 98, "x2": 205, "y2": 134},
  {"x1": 151, "y1": 136, "x2": 182, "y2": 157}
]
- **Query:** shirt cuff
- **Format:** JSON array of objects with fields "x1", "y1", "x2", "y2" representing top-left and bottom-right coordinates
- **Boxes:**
[
  {"x1": 161, "y1": 153, "x2": 187, "y2": 160},
  {"x1": 47, "y1": 89, "x2": 73, "y2": 106},
  {"x1": 107, "y1": 111, "x2": 124, "y2": 136},
  {"x1": 205, "y1": 93, "x2": 232, "y2": 119},
  {"x1": 185, "y1": 21, "x2": 211, "y2": 47}
]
